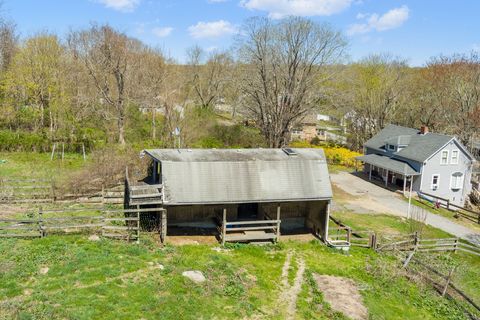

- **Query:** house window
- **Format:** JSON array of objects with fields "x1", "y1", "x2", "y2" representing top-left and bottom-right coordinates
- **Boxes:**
[
  {"x1": 431, "y1": 174, "x2": 440, "y2": 190},
  {"x1": 450, "y1": 172, "x2": 464, "y2": 190},
  {"x1": 440, "y1": 150, "x2": 449, "y2": 165},
  {"x1": 451, "y1": 150, "x2": 459, "y2": 164}
]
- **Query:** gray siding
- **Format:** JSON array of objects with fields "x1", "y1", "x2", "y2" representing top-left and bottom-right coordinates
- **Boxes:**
[{"x1": 420, "y1": 140, "x2": 473, "y2": 206}]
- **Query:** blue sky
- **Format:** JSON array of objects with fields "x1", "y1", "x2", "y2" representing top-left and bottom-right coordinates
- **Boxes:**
[{"x1": 4, "y1": 0, "x2": 480, "y2": 65}]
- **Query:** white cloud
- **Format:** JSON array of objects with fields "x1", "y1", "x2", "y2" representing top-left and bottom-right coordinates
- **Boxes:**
[
  {"x1": 96, "y1": 0, "x2": 140, "y2": 12},
  {"x1": 347, "y1": 5, "x2": 409, "y2": 35},
  {"x1": 241, "y1": 0, "x2": 352, "y2": 19},
  {"x1": 188, "y1": 20, "x2": 237, "y2": 39},
  {"x1": 152, "y1": 27, "x2": 173, "y2": 38}
]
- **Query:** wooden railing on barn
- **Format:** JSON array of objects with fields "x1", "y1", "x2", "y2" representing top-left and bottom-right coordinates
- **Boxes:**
[
  {"x1": 125, "y1": 167, "x2": 163, "y2": 206},
  {"x1": 216, "y1": 208, "x2": 281, "y2": 245}
]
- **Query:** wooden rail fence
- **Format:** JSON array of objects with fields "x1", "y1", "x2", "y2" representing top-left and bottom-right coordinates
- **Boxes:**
[
  {"x1": 0, "y1": 178, "x2": 124, "y2": 204},
  {"x1": 418, "y1": 191, "x2": 480, "y2": 224},
  {"x1": 0, "y1": 207, "x2": 166, "y2": 243}
]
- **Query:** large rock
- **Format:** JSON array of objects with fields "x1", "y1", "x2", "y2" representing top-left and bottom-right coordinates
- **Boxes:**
[{"x1": 182, "y1": 270, "x2": 206, "y2": 283}]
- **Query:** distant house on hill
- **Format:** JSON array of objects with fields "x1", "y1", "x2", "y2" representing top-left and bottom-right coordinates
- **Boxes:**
[
  {"x1": 291, "y1": 114, "x2": 346, "y2": 144},
  {"x1": 126, "y1": 148, "x2": 333, "y2": 244},
  {"x1": 356, "y1": 124, "x2": 476, "y2": 206}
]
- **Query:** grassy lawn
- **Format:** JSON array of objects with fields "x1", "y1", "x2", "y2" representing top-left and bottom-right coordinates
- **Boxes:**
[
  {"x1": 0, "y1": 152, "x2": 86, "y2": 181},
  {"x1": 0, "y1": 235, "x2": 476, "y2": 320},
  {"x1": 332, "y1": 210, "x2": 480, "y2": 307},
  {"x1": 405, "y1": 197, "x2": 480, "y2": 233}
]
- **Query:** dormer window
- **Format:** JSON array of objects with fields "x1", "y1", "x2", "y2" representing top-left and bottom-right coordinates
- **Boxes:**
[{"x1": 388, "y1": 144, "x2": 395, "y2": 151}]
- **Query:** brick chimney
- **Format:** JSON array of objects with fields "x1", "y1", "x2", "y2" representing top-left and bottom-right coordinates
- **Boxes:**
[{"x1": 420, "y1": 125, "x2": 429, "y2": 135}]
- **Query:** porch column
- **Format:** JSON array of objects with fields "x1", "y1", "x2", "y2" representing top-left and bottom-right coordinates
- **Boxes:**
[
  {"x1": 385, "y1": 169, "x2": 389, "y2": 187},
  {"x1": 276, "y1": 204, "x2": 281, "y2": 241},
  {"x1": 403, "y1": 175, "x2": 407, "y2": 196},
  {"x1": 369, "y1": 164, "x2": 372, "y2": 180},
  {"x1": 407, "y1": 176, "x2": 413, "y2": 219}
]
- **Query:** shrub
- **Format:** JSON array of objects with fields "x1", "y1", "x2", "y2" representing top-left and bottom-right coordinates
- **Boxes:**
[{"x1": 289, "y1": 141, "x2": 362, "y2": 167}]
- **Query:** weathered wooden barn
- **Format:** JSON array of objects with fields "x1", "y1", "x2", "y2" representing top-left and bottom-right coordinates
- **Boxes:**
[{"x1": 125, "y1": 148, "x2": 333, "y2": 244}]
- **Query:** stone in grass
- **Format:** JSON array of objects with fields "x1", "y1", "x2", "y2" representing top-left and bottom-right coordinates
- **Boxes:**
[
  {"x1": 39, "y1": 267, "x2": 49, "y2": 275},
  {"x1": 88, "y1": 235, "x2": 100, "y2": 241},
  {"x1": 182, "y1": 270, "x2": 206, "y2": 283}
]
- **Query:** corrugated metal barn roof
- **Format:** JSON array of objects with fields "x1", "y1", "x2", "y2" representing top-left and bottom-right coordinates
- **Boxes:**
[{"x1": 144, "y1": 148, "x2": 333, "y2": 205}]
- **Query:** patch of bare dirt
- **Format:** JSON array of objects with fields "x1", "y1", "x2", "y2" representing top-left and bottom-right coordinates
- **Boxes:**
[
  {"x1": 313, "y1": 274, "x2": 368, "y2": 320},
  {"x1": 167, "y1": 235, "x2": 218, "y2": 245}
]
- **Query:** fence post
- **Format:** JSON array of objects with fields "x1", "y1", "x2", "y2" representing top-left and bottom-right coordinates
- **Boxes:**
[
  {"x1": 38, "y1": 207, "x2": 44, "y2": 238},
  {"x1": 441, "y1": 266, "x2": 456, "y2": 297},
  {"x1": 369, "y1": 233, "x2": 377, "y2": 250},
  {"x1": 454, "y1": 238, "x2": 458, "y2": 253},
  {"x1": 446, "y1": 199, "x2": 450, "y2": 211},
  {"x1": 413, "y1": 231, "x2": 419, "y2": 248},
  {"x1": 346, "y1": 227, "x2": 352, "y2": 244}
]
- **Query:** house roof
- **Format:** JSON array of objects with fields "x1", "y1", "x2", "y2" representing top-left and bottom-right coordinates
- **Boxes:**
[
  {"x1": 364, "y1": 124, "x2": 455, "y2": 162},
  {"x1": 356, "y1": 154, "x2": 420, "y2": 176},
  {"x1": 144, "y1": 148, "x2": 333, "y2": 205}
]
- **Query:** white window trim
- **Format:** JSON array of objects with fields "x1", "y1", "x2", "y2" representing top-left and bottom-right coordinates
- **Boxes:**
[
  {"x1": 450, "y1": 172, "x2": 464, "y2": 190},
  {"x1": 451, "y1": 150, "x2": 459, "y2": 165},
  {"x1": 431, "y1": 174, "x2": 440, "y2": 190},
  {"x1": 440, "y1": 150, "x2": 449, "y2": 165}
]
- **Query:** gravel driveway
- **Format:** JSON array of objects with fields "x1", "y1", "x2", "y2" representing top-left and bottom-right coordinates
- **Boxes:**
[{"x1": 330, "y1": 171, "x2": 480, "y2": 245}]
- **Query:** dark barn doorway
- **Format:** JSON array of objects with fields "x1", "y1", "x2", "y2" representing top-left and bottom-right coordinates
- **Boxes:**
[{"x1": 237, "y1": 203, "x2": 258, "y2": 220}]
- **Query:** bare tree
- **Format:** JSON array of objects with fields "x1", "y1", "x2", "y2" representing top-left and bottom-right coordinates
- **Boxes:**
[
  {"x1": 0, "y1": 19, "x2": 16, "y2": 71},
  {"x1": 186, "y1": 45, "x2": 232, "y2": 109},
  {"x1": 236, "y1": 17, "x2": 347, "y2": 147},
  {"x1": 68, "y1": 25, "x2": 144, "y2": 145},
  {"x1": 341, "y1": 54, "x2": 408, "y2": 150}
]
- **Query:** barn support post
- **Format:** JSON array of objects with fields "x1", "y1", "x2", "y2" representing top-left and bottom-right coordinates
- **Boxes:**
[
  {"x1": 324, "y1": 200, "x2": 331, "y2": 242},
  {"x1": 369, "y1": 164, "x2": 372, "y2": 181},
  {"x1": 160, "y1": 209, "x2": 167, "y2": 245},
  {"x1": 385, "y1": 169, "x2": 389, "y2": 187},
  {"x1": 276, "y1": 204, "x2": 281, "y2": 242},
  {"x1": 152, "y1": 161, "x2": 157, "y2": 183},
  {"x1": 136, "y1": 205, "x2": 140, "y2": 244},
  {"x1": 221, "y1": 208, "x2": 227, "y2": 246}
]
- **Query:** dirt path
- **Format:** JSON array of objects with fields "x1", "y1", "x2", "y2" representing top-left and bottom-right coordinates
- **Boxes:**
[
  {"x1": 279, "y1": 251, "x2": 306, "y2": 320},
  {"x1": 331, "y1": 171, "x2": 480, "y2": 245}
]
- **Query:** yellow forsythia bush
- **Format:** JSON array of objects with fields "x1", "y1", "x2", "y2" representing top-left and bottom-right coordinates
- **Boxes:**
[{"x1": 289, "y1": 141, "x2": 362, "y2": 167}]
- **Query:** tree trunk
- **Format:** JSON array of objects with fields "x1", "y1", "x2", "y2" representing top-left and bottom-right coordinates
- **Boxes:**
[{"x1": 118, "y1": 116, "x2": 126, "y2": 145}]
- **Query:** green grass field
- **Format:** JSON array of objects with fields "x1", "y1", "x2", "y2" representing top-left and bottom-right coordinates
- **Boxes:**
[
  {"x1": 0, "y1": 152, "x2": 86, "y2": 181},
  {"x1": 0, "y1": 235, "x2": 476, "y2": 320}
]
